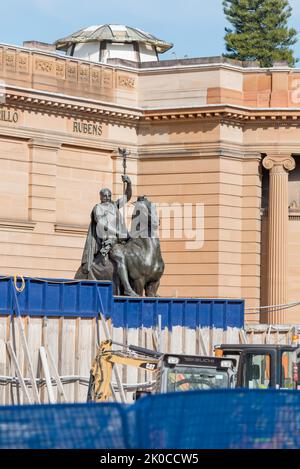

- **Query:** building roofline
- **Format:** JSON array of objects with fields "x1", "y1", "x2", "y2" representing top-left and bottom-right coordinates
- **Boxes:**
[
  {"x1": 0, "y1": 42, "x2": 297, "y2": 74},
  {"x1": 107, "y1": 56, "x2": 294, "y2": 73}
]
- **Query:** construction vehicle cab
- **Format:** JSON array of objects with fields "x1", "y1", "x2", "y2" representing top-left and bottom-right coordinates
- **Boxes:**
[
  {"x1": 159, "y1": 354, "x2": 236, "y2": 393},
  {"x1": 215, "y1": 344, "x2": 300, "y2": 390},
  {"x1": 88, "y1": 340, "x2": 237, "y2": 403}
]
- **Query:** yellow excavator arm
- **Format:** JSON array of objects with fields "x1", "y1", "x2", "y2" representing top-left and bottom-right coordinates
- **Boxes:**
[{"x1": 88, "y1": 340, "x2": 160, "y2": 402}]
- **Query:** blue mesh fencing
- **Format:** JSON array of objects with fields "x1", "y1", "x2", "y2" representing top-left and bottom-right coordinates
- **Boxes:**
[
  {"x1": 0, "y1": 402, "x2": 129, "y2": 449},
  {"x1": 133, "y1": 389, "x2": 300, "y2": 449},
  {"x1": 1, "y1": 390, "x2": 300, "y2": 449}
]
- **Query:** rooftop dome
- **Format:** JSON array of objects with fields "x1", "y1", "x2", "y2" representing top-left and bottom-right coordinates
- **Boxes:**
[{"x1": 55, "y1": 24, "x2": 173, "y2": 63}]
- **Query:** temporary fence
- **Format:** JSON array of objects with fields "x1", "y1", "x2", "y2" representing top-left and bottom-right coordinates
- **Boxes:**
[
  {"x1": 0, "y1": 276, "x2": 244, "y2": 405},
  {"x1": 0, "y1": 389, "x2": 299, "y2": 449},
  {"x1": 245, "y1": 324, "x2": 300, "y2": 345}
]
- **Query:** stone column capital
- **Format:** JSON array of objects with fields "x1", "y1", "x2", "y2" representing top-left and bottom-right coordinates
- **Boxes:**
[{"x1": 262, "y1": 154, "x2": 296, "y2": 172}]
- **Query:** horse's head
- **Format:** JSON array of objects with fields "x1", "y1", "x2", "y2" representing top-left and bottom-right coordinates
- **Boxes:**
[{"x1": 130, "y1": 196, "x2": 159, "y2": 238}]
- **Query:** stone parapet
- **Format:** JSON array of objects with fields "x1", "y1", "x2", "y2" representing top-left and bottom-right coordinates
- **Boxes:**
[{"x1": 1, "y1": 43, "x2": 300, "y2": 111}]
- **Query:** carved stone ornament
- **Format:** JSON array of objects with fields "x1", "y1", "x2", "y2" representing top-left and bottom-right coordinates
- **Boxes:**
[
  {"x1": 5, "y1": 52, "x2": 16, "y2": 70},
  {"x1": 263, "y1": 155, "x2": 296, "y2": 172},
  {"x1": 56, "y1": 62, "x2": 65, "y2": 78},
  {"x1": 66, "y1": 63, "x2": 77, "y2": 81},
  {"x1": 289, "y1": 200, "x2": 300, "y2": 212},
  {"x1": 118, "y1": 75, "x2": 135, "y2": 89},
  {"x1": 17, "y1": 54, "x2": 29, "y2": 73},
  {"x1": 79, "y1": 65, "x2": 89, "y2": 82},
  {"x1": 91, "y1": 68, "x2": 101, "y2": 86},
  {"x1": 103, "y1": 70, "x2": 113, "y2": 87},
  {"x1": 35, "y1": 59, "x2": 53, "y2": 73}
]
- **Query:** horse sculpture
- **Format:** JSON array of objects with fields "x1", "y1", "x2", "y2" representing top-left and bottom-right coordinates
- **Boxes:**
[{"x1": 75, "y1": 196, "x2": 164, "y2": 297}]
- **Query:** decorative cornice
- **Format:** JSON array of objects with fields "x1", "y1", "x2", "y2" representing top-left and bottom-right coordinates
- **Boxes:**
[
  {"x1": 289, "y1": 214, "x2": 300, "y2": 221},
  {"x1": 141, "y1": 108, "x2": 300, "y2": 124},
  {"x1": 4, "y1": 92, "x2": 141, "y2": 125},
  {"x1": 3, "y1": 90, "x2": 300, "y2": 126}
]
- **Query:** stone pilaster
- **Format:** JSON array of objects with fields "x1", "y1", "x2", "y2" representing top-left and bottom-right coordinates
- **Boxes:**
[
  {"x1": 262, "y1": 154, "x2": 296, "y2": 324},
  {"x1": 28, "y1": 139, "x2": 60, "y2": 225}
]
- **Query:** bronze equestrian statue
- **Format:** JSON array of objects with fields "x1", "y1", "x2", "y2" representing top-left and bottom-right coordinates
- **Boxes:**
[{"x1": 75, "y1": 175, "x2": 164, "y2": 297}]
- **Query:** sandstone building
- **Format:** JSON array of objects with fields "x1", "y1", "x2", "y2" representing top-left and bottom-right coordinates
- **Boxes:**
[{"x1": 1, "y1": 24, "x2": 300, "y2": 323}]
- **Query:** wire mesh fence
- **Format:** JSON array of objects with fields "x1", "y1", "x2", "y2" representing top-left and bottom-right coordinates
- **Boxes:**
[{"x1": 0, "y1": 389, "x2": 300, "y2": 449}]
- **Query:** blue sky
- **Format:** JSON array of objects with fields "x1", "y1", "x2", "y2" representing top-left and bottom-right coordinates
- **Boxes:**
[{"x1": 1, "y1": 0, "x2": 300, "y2": 61}]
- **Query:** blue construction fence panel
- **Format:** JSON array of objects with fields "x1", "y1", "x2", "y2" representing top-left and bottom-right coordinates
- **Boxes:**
[
  {"x1": 0, "y1": 390, "x2": 299, "y2": 449},
  {"x1": 0, "y1": 277, "x2": 244, "y2": 328},
  {"x1": 113, "y1": 297, "x2": 244, "y2": 330},
  {"x1": 0, "y1": 276, "x2": 113, "y2": 318}
]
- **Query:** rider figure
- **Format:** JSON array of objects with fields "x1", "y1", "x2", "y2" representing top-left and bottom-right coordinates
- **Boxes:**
[
  {"x1": 77, "y1": 178, "x2": 163, "y2": 297},
  {"x1": 80, "y1": 175, "x2": 131, "y2": 275}
]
